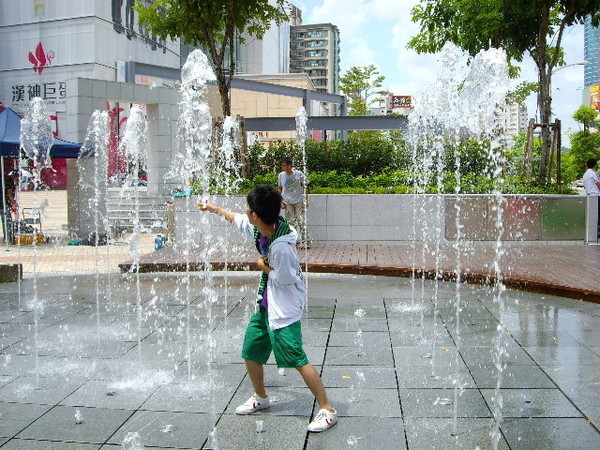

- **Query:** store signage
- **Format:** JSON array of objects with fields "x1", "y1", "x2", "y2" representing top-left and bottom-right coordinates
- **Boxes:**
[{"x1": 391, "y1": 95, "x2": 412, "y2": 109}]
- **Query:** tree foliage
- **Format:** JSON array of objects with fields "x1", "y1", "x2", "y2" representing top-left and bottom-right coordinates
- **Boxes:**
[
  {"x1": 408, "y1": 0, "x2": 600, "y2": 181},
  {"x1": 135, "y1": 0, "x2": 288, "y2": 117},
  {"x1": 572, "y1": 104, "x2": 599, "y2": 133},
  {"x1": 339, "y1": 65, "x2": 386, "y2": 115}
]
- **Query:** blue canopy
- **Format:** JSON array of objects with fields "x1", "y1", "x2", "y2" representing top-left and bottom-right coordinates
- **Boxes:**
[{"x1": 0, "y1": 108, "x2": 82, "y2": 158}]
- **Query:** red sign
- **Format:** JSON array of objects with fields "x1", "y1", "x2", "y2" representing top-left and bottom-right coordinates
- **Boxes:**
[{"x1": 28, "y1": 42, "x2": 54, "y2": 74}]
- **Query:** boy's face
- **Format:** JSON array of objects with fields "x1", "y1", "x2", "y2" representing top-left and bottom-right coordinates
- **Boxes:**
[
  {"x1": 281, "y1": 162, "x2": 292, "y2": 173},
  {"x1": 246, "y1": 204, "x2": 259, "y2": 226}
]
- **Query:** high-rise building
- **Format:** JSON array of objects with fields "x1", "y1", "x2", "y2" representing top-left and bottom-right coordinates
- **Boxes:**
[
  {"x1": 584, "y1": 15, "x2": 599, "y2": 88},
  {"x1": 234, "y1": 1, "x2": 296, "y2": 75},
  {"x1": 289, "y1": 23, "x2": 340, "y2": 95},
  {"x1": 584, "y1": 15, "x2": 600, "y2": 111},
  {"x1": 503, "y1": 103, "x2": 528, "y2": 138}
]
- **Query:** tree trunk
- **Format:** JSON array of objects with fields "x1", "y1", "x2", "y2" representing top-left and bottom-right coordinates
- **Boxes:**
[{"x1": 537, "y1": 67, "x2": 552, "y2": 180}]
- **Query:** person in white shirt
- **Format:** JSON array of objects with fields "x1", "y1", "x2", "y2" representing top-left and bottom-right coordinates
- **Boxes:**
[
  {"x1": 583, "y1": 158, "x2": 600, "y2": 238},
  {"x1": 199, "y1": 185, "x2": 337, "y2": 432},
  {"x1": 278, "y1": 157, "x2": 309, "y2": 248}
]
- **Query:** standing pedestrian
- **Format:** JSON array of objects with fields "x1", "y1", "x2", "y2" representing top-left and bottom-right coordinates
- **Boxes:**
[
  {"x1": 583, "y1": 158, "x2": 600, "y2": 238},
  {"x1": 278, "y1": 157, "x2": 309, "y2": 248}
]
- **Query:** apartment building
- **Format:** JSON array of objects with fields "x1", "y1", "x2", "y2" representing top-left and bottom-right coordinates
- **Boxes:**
[
  {"x1": 503, "y1": 103, "x2": 528, "y2": 138},
  {"x1": 289, "y1": 23, "x2": 340, "y2": 96}
]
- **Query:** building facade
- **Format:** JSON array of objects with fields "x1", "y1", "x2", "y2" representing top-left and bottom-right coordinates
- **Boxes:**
[
  {"x1": 289, "y1": 23, "x2": 340, "y2": 96},
  {"x1": 503, "y1": 103, "x2": 528, "y2": 138},
  {"x1": 0, "y1": 0, "x2": 180, "y2": 186},
  {"x1": 584, "y1": 15, "x2": 600, "y2": 111}
]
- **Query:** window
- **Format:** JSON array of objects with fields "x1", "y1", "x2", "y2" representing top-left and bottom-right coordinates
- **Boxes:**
[
  {"x1": 293, "y1": 42, "x2": 305, "y2": 49},
  {"x1": 307, "y1": 40, "x2": 325, "y2": 48},
  {"x1": 295, "y1": 51, "x2": 305, "y2": 58},
  {"x1": 307, "y1": 30, "x2": 325, "y2": 38},
  {"x1": 307, "y1": 50, "x2": 327, "y2": 57},
  {"x1": 294, "y1": 32, "x2": 305, "y2": 38}
]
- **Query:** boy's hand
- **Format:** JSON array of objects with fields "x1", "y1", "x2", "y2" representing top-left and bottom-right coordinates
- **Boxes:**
[
  {"x1": 198, "y1": 200, "x2": 218, "y2": 213},
  {"x1": 257, "y1": 256, "x2": 271, "y2": 273}
]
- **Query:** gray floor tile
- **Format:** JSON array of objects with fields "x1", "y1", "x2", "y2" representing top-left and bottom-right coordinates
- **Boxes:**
[
  {"x1": 0, "y1": 402, "x2": 53, "y2": 440},
  {"x1": 394, "y1": 346, "x2": 468, "y2": 371},
  {"x1": 524, "y1": 345, "x2": 600, "y2": 366},
  {"x1": 501, "y1": 417, "x2": 600, "y2": 449},
  {"x1": 305, "y1": 416, "x2": 406, "y2": 449},
  {"x1": 460, "y1": 345, "x2": 537, "y2": 367},
  {"x1": 324, "y1": 345, "x2": 394, "y2": 366},
  {"x1": 106, "y1": 410, "x2": 214, "y2": 449},
  {"x1": 320, "y1": 387, "x2": 401, "y2": 417},
  {"x1": 2, "y1": 440, "x2": 101, "y2": 449},
  {"x1": 396, "y1": 365, "x2": 476, "y2": 389},
  {"x1": 142, "y1": 380, "x2": 238, "y2": 413},
  {"x1": 0, "y1": 376, "x2": 83, "y2": 404},
  {"x1": 469, "y1": 365, "x2": 556, "y2": 389},
  {"x1": 59, "y1": 380, "x2": 154, "y2": 410},
  {"x1": 206, "y1": 413, "x2": 307, "y2": 450},
  {"x1": 320, "y1": 366, "x2": 397, "y2": 389},
  {"x1": 331, "y1": 317, "x2": 389, "y2": 332},
  {"x1": 562, "y1": 387, "x2": 600, "y2": 422},
  {"x1": 390, "y1": 329, "x2": 455, "y2": 347},
  {"x1": 542, "y1": 364, "x2": 600, "y2": 389},
  {"x1": 400, "y1": 388, "x2": 491, "y2": 418},
  {"x1": 405, "y1": 417, "x2": 510, "y2": 449},
  {"x1": 327, "y1": 330, "x2": 391, "y2": 347},
  {"x1": 481, "y1": 388, "x2": 583, "y2": 418},
  {"x1": 15, "y1": 405, "x2": 133, "y2": 444}
]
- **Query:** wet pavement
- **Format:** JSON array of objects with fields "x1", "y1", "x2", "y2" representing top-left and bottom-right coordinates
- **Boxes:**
[{"x1": 0, "y1": 272, "x2": 599, "y2": 449}]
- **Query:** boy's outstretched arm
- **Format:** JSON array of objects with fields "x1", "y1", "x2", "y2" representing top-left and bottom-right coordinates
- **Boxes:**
[{"x1": 198, "y1": 200, "x2": 237, "y2": 223}]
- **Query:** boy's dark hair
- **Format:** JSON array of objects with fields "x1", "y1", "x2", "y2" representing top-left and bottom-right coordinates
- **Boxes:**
[
  {"x1": 587, "y1": 158, "x2": 598, "y2": 168},
  {"x1": 281, "y1": 157, "x2": 293, "y2": 165},
  {"x1": 247, "y1": 185, "x2": 282, "y2": 225}
]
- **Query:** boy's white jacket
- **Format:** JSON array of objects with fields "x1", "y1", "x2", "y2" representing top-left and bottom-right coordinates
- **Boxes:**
[{"x1": 234, "y1": 213, "x2": 306, "y2": 330}]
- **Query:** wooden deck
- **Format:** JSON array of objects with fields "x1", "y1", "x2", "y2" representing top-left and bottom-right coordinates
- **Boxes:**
[{"x1": 120, "y1": 243, "x2": 600, "y2": 303}]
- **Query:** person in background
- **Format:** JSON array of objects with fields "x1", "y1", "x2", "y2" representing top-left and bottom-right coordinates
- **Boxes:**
[
  {"x1": 278, "y1": 157, "x2": 309, "y2": 248},
  {"x1": 199, "y1": 185, "x2": 337, "y2": 432},
  {"x1": 1, "y1": 170, "x2": 19, "y2": 242},
  {"x1": 583, "y1": 158, "x2": 600, "y2": 238}
]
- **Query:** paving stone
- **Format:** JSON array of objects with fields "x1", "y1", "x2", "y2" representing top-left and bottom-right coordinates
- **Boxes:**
[
  {"x1": 15, "y1": 405, "x2": 133, "y2": 444},
  {"x1": 305, "y1": 416, "x2": 406, "y2": 449},
  {"x1": 400, "y1": 388, "x2": 491, "y2": 418},
  {"x1": 320, "y1": 366, "x2": 397, "y2": 389},
  {"x1": 501, "y1": 418, "x2": 600, "y2": 449},
  {"x1": 0, "y1": 271, "x2": 597, "y2": 448},
  {"x1": 206, "y1": 413, "x2": 307, "y2": 450},
  {"x1": 405, "y1": 417, "x2": 510, "y2": 449},
  {"x1": 324, "y1": 344, "x2": 394, "y2": 367},
  {"x1": 106, "y1": 410, "x2": 215, "y2": 448},
  {"x1": 0, "y1": 402, "x2": 53, "y2": 440},
  {"x1": 0, "y1": 376, "x2": 82, "y2": 404},
  {"x1": 319, "y1": 387, "x2": 401, "y2": 417},
  {"x1": 480, "y1": 388, "x2": 582, "y2": 418},
  {"x1": 2, "y1": 440, "x2": 100, "y2": 449}
]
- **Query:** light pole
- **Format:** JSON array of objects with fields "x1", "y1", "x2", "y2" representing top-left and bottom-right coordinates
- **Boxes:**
[{"x1": 552, "y1": 61, "x2": 589, "y2": 75}]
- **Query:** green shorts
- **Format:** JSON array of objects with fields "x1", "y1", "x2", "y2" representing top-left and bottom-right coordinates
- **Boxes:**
[{"x1": 241, "y1": 307, "x2": 309, "y2": 368}]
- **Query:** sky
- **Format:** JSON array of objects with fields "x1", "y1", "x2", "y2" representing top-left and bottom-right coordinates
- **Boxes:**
[{"x1": 294, "y1": 0, "x2": 587, "y2": 146}]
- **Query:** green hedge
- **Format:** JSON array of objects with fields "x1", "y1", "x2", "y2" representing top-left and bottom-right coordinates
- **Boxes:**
[{"x1": 192, "y1": 135, "x2": 577, "y2": 196}]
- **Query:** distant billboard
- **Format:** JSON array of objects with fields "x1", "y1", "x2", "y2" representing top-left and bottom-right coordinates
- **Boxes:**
[
  {"x1": 591, "y1": 84, "x2": 600, "y2": 111},
  {"x1": 391, "y1": 95, "x2": 412, "y2": 109}
]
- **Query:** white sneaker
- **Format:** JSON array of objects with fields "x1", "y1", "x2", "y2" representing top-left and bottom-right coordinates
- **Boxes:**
[
  {"x1": 235, "y1": 394, "x2": 270, "y2": 415},
  {"x1": 307, "y1": 408, "x2": 338, "y2": 432}
]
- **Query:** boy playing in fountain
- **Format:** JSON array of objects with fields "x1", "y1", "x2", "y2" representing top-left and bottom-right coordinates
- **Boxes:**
[{"x1": 199, "y1": 185, "x2": 337, "y2": 432}]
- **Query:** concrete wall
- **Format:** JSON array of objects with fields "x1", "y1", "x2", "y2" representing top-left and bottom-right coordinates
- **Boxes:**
[
  {"x1": 64, "y1": 78, "x2": 180, "y2": 237},
  {"x1": 174, "y1": 194, "x2": 592, "y2": 245}
]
